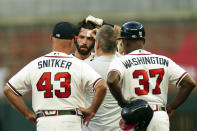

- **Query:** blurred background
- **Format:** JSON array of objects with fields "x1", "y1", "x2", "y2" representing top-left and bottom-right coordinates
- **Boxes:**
[{"x1": 0, "y1": 0, "x2": 197, "y2": 131}]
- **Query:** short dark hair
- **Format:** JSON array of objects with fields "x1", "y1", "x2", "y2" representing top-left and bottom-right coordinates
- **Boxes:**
[
  {"x1": 96, "y1": 25, "x2": 117, "y2": 53},
  {"x1": 76, "y1": 19, "x2": 96, "y2": 35}
]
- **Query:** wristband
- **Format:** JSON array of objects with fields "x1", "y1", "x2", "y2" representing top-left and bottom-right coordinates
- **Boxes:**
[{"x1": 103, "y1": 21, "x2": 114, "y2": 28}]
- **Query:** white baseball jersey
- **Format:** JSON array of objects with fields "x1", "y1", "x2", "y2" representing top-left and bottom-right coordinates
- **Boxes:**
[
  {"x1": 71, "y1": 53, "x2": 95, "y2": 62},
  {"x1": 7, "y1": 51, "x2": 102, "y2": 113},
  {"x1": 108, "y1": 49, "x2": 188, "y2": 131},
  {"x1": 85, "y1": 56, "x2": 121, "y2": 131},
  {"x1": 108, "y1": 49, "x2": 187, "y2": 106},
  {"x1": 84, "y1": 53, "x2": 95, "y2": 62}
]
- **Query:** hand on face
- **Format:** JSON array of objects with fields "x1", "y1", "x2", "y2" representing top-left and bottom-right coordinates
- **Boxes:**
[{"x1": 90, "y1": 28, "x2": 98, "y2": 39}]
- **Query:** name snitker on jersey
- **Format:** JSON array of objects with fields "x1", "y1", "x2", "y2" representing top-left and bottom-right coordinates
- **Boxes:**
[{"x1": 38, "y1": 58, "x2": 72, "y2": 69}]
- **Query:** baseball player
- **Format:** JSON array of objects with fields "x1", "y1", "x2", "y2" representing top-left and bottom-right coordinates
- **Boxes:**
[
  {"x1": 84, "y1": 25, "x2": 122, "y2": 131},
  {"x1": 73, "y1": 19, "x2": 96, "y2": 61},
  {"x1": 4, "y1": 21, "x2": 107, "y2": 131},
  {"x1": 106, "y1": 21, "x2": 196, "y2": 131}
]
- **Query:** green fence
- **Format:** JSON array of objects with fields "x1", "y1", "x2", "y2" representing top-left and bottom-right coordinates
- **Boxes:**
[
  {"x1": 0, "y1": 100, "x2": 35, "y2": 131},
  {"x1": 169, "y1": 94, "x2": 197, "y2": 131}
]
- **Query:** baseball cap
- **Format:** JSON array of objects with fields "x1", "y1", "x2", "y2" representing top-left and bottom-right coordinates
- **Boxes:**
[{"x1": 52, "y1": 21, "x2": 77, "y2": 39}]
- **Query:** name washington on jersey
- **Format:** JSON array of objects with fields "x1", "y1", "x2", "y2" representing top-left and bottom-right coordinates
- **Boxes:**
[
  {"x1": 38, "y1": 59, "x2": 72, "y2": 69},
  {"x1": 122, "y1": 56, "x2": 169, "y2": 69}
]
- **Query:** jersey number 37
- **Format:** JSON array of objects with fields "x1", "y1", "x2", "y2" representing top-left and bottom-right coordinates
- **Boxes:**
[
  {"x1": 36, "y1": 72, "x2": 71, "y2": 98},
  {"x1": 133, "y1": 68, "x2": 164, "y2": 95}
]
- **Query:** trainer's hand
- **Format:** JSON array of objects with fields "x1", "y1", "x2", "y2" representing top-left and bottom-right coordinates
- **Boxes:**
[
  {"x1": 90, "y1": 28, "x2": 98, "y2": 39},
  {"x1": 78, "y1": 107, "x2": 95, "y2": 127},
  {"x1": 85, "y1": 15, "x2": 103, "y2": 27}
]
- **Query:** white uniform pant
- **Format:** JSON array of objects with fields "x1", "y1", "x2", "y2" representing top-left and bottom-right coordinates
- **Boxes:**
[
  {"x1": 147, "y1": 111, "x2": 169, "y2": 131},
  {"x1": 37, "y1": 115, "x2": 83, "y2": 131},
  {"x1": 84, "y1": 119, "x2": 121, "y2": 131}
]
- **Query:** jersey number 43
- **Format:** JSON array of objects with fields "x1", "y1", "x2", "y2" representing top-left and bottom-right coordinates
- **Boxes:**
[
  {"x1": 133, "y1": 68, "x2": 164, "y2": 95},
  {"x1": 36, "y1": 72, "x2": 71, "y2": 98}
]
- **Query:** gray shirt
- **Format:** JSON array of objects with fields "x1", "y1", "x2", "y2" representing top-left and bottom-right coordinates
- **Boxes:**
[{"x1": 84, "y1": 55, "x2": 121, "y2": 131}]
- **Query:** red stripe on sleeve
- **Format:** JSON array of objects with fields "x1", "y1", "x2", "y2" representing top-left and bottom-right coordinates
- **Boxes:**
[
  {"x1": 176, "y1": 72, "x2": 188, "y2": 87},
  {"x1": 93, "y1": 78, "x2": 103, "y2": 89},
  {"x1": 44, "y1": 56, "x2": 73, "y2": 58},
  {"x1": 7, "y1": 82, "x2": 22, "y2": 96}
]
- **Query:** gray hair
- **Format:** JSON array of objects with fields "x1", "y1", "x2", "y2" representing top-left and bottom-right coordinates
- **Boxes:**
[{"x1": 96, "y1": 25, "x2": 118, "y2": 53}]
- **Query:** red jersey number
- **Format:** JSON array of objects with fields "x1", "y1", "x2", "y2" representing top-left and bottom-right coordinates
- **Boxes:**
[
  {"x1": 37, "y1": 72, "x2": 71, "y2": 98},
  {"x1": 133, "y1": 68, "x2": 164, "y2": 95},
  {"x1": 133, "y1": 70, "x2": 149, "y2": 95},
  {"x1": 55, "y1": 72, "x2": 71, "y2": 98}
]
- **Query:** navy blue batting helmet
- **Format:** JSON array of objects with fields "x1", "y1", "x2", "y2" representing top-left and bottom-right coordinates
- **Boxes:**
[
  {"x1": 120, "y1": 21, "x2": 145, "y2": 40},
  {"x1": 121, "y1": 99, "x2": 153, "y2": 131}
]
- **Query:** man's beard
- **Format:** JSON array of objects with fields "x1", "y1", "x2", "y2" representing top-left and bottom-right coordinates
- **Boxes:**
[{"x1": 75, "y1": 42, "x2": 94, "y2": 56}]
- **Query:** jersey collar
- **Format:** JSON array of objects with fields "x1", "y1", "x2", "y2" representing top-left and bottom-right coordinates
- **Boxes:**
[
  {"x1": 128, "y1": 49, "x2": 152, "y2": 55},
  {"x1": 45, "y1": 51, "x2": 73, "y2": 58},
  {"x1": 95, "y1": 55, "x2": 116, "y2": 61}
]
